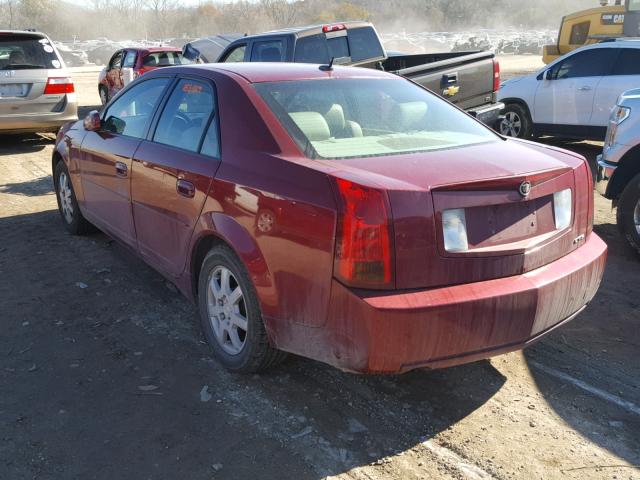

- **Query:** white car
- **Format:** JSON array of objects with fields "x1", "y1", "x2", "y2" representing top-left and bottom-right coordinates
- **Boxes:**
[{"x1": 498, "y1": 39, "x2": 640, "y2": 140}]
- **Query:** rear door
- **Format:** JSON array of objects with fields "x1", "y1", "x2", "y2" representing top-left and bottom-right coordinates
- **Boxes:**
[
  {"x1": 533, "y1": 48, "x2": 614, "y2": 126},
  {"x1": 591, "y1": 47, "x2": 640, "y2": 126},
  {"x1": 131, "y1": 76, "x2": 220, "y2": 276},
  {"x1": 79, "y1": 77, "x2": 170, "y2": 247}
]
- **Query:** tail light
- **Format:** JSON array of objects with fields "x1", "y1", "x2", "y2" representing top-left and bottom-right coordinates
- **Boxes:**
[
  {"x1": 492, "y1": 59, "x2": 501, "y2": 92},
  {"x1": 323, "y1": 24, "x2": 347, "y2": 33},
  {"x1": 334, "y1": 178, "x2": 393, "y2": 289},
  {"x1": 44, "y1": 77, "x2": 74, "y2": 95}
]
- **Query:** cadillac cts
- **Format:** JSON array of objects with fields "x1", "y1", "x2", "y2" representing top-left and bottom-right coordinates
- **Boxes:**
[{"x1": 52, "y1": 63, "x2": 607, "y2": 374}]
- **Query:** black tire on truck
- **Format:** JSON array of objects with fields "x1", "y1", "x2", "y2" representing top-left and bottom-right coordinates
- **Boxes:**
[
  {"x1": 498, "y1": 103, "x2": 532, "y2": 139},
  {"x1": 616, "y1": 172, "x2": 640, "y2": 255}
]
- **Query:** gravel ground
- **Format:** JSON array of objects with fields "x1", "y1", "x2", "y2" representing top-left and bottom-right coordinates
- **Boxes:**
[{"x1": 0, "y1": 65, "x2": 639, "y2": 480}]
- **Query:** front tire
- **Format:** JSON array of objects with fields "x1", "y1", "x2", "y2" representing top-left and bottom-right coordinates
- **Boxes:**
[
  {"x1": 197, "y1": 245, "x2": 287, "y2": 372},
  {"x1": 53, "y1": 161, "x2": 93, "y2": 235},
  {"x1": 617, "y1": 173, "x2": 640, "y2": 255},
  {"x1": 498, "y1": 103, "x2": 532, "y2": 139}
]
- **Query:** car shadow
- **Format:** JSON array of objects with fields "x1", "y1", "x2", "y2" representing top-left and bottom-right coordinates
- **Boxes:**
[
  {"x1": 0, "y1": 175, "x2": 53, "y2": 196},
  {"x1": 0, "y1": 133, "x2": 55, "y2": 155},
  {"x1": 0, "y1": 209, "x2": 507, "y2": 479},
  {"x1": 521, "y1": 138, "x2": 640, "y2": 467}
]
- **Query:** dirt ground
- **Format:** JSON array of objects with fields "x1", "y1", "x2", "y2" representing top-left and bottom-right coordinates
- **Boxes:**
[{"x1": 1, "y1": 63, "x2": 639, "y2": 480}]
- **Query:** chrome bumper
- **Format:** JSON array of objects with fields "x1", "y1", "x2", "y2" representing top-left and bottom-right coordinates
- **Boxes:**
[
  {"x1": 596, "y1": 154, "x2": 617, "y2": 198},
  {"x1": 468, "y1": 102, "x2": 504, "y2": 127}
]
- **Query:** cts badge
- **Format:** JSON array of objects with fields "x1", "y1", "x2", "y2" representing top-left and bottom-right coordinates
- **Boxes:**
[{"x1": 519, "y1": 181, "x2": 532, "y2": 197}]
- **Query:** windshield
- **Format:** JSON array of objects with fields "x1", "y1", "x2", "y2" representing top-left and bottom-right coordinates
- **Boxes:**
[
  {"x1": 0, "y1": 35, "x2": 61, "y2": 70},
  {"x1": 255, "y1": 78, "x2": 497, "y2": 160}
]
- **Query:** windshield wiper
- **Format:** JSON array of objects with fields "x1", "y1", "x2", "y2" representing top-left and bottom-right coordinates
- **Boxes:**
[{"x1": 2, "y1": 63, "x2": 46, "y2": 70}]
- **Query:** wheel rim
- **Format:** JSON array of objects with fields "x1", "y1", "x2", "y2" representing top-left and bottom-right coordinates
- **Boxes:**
[
  {"x1": 500, "y1": 111, "x2": 522, "y2": 137},
  {"x1": 58, "y1": 172, "x2": 74, "y2": 224},
  {"x1": 257, "y1": 211, "x2": 274, "y2": 233},
  {"x1": 206, "y1": 266, "x2": 248, "y2": 355},
  {"x1": 634, "y1": 198, "x2": 640, "y2": 236}
]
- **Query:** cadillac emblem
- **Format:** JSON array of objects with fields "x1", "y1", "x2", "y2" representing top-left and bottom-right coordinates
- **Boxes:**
[{"x1": 519, "y1": 181, "x2": 532, "y2": 197}]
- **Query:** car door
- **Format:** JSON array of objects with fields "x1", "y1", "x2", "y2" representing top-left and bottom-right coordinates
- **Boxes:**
[
  {"x1": 106, "y1": 50, "x2": 124, "y2": 98},
  {"x1": 79, "y1": 77, "x2": 171, "y2": 247},
  {"x1": 533, "y1": 48, "x2": 615, "y2": 126},
  {"x1": 131, "y1": 77, "x2": 221, "y2": 277},
  {"x1": 592, "y1": 47, "x2": 640, "y2": 126}
]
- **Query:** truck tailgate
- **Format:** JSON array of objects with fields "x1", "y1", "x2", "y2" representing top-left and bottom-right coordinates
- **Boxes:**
[{"x1": 383, "y1": 51, "x2": 496, "y2": 111}]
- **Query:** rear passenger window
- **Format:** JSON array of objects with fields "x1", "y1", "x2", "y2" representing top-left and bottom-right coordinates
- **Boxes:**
[
  {"x1": 611, "y1": 49, "x2": 640, "y2": 75},
  {"x1": 201, "y1": 119, "x2": 221, "y2": 158},
  {"x1": 103, "y1": 78, "x2": 169, "y2": 138},
  {"x1": 153, "y1": 79, "x2": 216, "y2": 153},
  {"x1": 552, "y1": 49, "x2": 613, "y2": 79},
  {"x1": 251, "y1": 41, "x2": 284, "y2": 62}
]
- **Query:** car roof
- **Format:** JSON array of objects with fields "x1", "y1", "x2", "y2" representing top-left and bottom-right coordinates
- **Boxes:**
[
  {"x1": 182, "y1": 62, "x2": 394, "y2": 83},
  {"x1": 0, "y1": 30, "x2": 49, "y2": 38}
]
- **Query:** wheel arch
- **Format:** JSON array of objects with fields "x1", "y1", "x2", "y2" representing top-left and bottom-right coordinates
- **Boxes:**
[
  {"x1": 500, "y1": 97, "x2": 533, "y2": 119},
  {"x1": 608, "y1": 145, "x2": 640, "y2": 201}
]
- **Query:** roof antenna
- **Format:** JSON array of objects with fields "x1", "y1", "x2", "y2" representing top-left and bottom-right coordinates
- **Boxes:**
[{"x1": 319, "y1": 57, "x2": 335, "y2": 72}]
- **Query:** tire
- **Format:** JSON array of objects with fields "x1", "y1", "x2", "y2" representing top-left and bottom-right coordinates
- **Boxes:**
[
  {"x1": 197, "y1": 245, "x2": 287, "y2": 372},
  {"x1": 616, "y1": 173, "x2": 640, "y2": 255},
  {"x1": 498, "y1": 103, "x2": 532, "y2": 139},
  {"x1": 53, "y1": 161, "x2": 93, "y2": 235},
  {"x1": 99, "y1": 85, "x2": 109, "y2": 105}
]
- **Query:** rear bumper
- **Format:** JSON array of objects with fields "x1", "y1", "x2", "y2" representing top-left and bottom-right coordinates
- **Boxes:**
[
  {"x1": 468, "y1": 101, "x2": 504, "y2": 126},
  {"x1": 317, "y1": 233, "x2": 607, "y2": 373},
  {"x1": 0, "y1": 96, "x2": 78, "y2": 134}
]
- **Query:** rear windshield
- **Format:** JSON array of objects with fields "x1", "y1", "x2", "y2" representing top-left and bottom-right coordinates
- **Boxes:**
[
  {"x1": 255, "y1": 78, "x2": 497, "y2": 160},
  {"x1": 294, "y1": 27, "x2": 384, "y2": 64},
  {"x1": 0, "y1": 34, "x2": 62, "y2": 70},
  {"x1": 142, "y1": 51, "x2": 190, "y2": 67}
]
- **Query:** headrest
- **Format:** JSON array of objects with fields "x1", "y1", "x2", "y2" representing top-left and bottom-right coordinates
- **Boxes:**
[
  {"x1": 289, "y1": 112, "x2": 331, "y2": 142},
  {"x1": 324, "y1": 104, "x2": 345, "y2": 135},
  {"x1": 392, "y1": 101, "x2": 428, "y2": 130}
]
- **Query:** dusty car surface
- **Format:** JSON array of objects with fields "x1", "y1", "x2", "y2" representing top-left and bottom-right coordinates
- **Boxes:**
[
  {"x1": 0, "y1": 30, "x2": 78, "y2": 134},
  {"x1": 52, "y1": 63, "x2": 607, "y2": 374},
  {"x1": 98, "y1": 47, "x2": 188, "y2": 104}
]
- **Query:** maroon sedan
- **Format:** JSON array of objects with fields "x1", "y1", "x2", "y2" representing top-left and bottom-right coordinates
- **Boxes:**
[{"x1": 53, "y1": 63, "x2": 607, "y2": 374}]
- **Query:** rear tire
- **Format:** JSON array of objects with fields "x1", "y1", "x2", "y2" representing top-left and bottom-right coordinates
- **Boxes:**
[
  {"x1": 53, "y1": 161, "x2": 93, "y2": 235},
  {"x1": 616, "y1": 173, "x2": 640, "y2": 255},
  {"x1": 498, "y1": 103, "x2": 532, "y2": 139},
  {"x1": 197, "y1": 245, "x2": 287, "y2": 373}
]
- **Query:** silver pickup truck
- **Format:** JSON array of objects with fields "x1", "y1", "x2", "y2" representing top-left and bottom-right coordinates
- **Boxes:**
[{"x1": 597, "y1": 88, "x2": 640, "y2": 254}]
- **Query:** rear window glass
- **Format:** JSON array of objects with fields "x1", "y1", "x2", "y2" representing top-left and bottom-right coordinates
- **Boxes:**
[
  {"x1": 294, "y1": 27, "x2": 384, "y2": 65},
  {"x1": 327, "y1": 36, "x2": 349, "y2": 60},
  {"x1": 255, "y1": 78, "x2": 496, "y2": 160},
  {"x1": 348, "y1": 27, "x2": 384, "y2": 61},
  {"x1": 142, "y1": 51, "x2": 189, "y2": 67},
  {"x1": 0, "y1": 34, "x2": 62, "y2": 70}
]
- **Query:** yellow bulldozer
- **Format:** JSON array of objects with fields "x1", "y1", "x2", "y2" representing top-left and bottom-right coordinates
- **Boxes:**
[{"x1": 543, "y1": 0, "x2": 640, "y2": 63}]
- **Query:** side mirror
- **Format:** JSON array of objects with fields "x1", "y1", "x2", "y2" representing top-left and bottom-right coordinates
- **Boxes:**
[{"x1": 83, "y1": 110, "x2": 101, "y2": 131}]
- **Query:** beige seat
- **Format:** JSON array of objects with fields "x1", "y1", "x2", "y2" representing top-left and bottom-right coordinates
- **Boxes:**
[
  {"x1": 289, "y1": 112, "x2": 331, "y2": 141},
  {"x1": 323, "y1": 104, "x2": 363, "y2": 139},
  {"x1": 392, "y1": 101, "x2": 428, "y2": 130}
]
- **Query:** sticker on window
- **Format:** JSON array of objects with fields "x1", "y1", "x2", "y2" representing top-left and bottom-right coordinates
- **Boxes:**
[
  {"x1": 39, "y1": 38, "x2": 50, "y2": 44},
  {"x1": 43, "y1": 45, "x2": 54, "y2": 53},
  {"x1": 182, "y1": 83, "x2": 203, "y2": 94},
  {"x1": 51, "y1": 59, "x2": 61, "y2": 68}
]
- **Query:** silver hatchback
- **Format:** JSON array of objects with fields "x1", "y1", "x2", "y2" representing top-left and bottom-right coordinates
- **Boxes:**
[{"x1": 0, "y1": 30, "x2": 78, "y2": 134}]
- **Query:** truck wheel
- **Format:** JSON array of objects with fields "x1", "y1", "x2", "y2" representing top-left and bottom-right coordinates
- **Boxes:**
[
  {"x1": 617, "y1": 173, "x2": 640, "y2": 255},
  {"x1": 498, "y1": 104, "x2": 532, "y2": 139},
  {"x1": 197, "y1": 245, "x2": 287, "y2": 373},
  {"x1": 99, "y1": 85, "x2": 108, "y2": 105}
]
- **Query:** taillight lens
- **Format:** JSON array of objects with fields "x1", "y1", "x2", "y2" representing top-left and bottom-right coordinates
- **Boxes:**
[
  {"x1": 492, "y1": 59, "x2": 501, "y2": 92},
  {"x1": 442, "y1": 208, "x2": 469, "y2": 252},
  {"x1": 553, "y1": 189, "x2": 572, "y2": 230},
  {"x1": 334, "y1": 178, "x2": 393, "y2": 289},
  {"x1": 44, "y1": 77, "x2": 74, "y2": 95}
]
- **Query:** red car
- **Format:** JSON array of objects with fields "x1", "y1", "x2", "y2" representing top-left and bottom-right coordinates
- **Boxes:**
[
  {"x1": 53, "y1": 63, "x2": 607, "y2": 374},
  {"x1": 98, "y1": 47, "x2": 188, "y2": 105}
]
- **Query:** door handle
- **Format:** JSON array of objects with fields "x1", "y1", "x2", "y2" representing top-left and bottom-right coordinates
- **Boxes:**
[
  {"x1": 578, "y1": 86, "x2": 592, "y2": 91},
  {"x1": 115, "y1": 161, "x2": 128, "y2": 177},
  {"x1": 176, "y1": 179, "x2": 195, "y2": 198}
]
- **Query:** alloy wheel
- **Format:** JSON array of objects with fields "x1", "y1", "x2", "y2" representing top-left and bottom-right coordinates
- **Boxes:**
[
  {"x1": 206, "y1": 266, "x2": 248, "y2": 355},
  {"x1": 500, "y1": 111, "x2": 522, "y2": 137},
  {"x1": 634, "y1": 198, "x2": 640, "y2": 236},
  {"x1": 58, "y1": 172, "x2": 74, "y2": 224}
]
